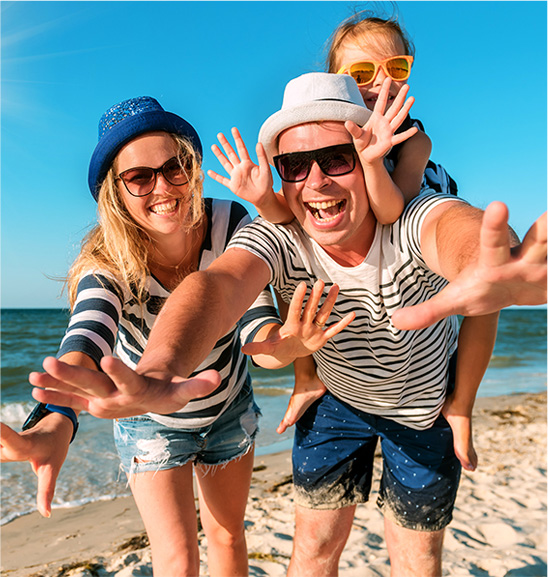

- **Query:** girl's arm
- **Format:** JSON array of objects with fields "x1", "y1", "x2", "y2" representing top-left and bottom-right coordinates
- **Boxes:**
[
  {"x1": 390, "y1": 129, "x2": 432, "y2": 203},
  {"x1": 346, "y1": 78, "x2": 418, "y2": 225},
  {"x1": 208, "y1": 127, "x2": 294, "y2": 224}
]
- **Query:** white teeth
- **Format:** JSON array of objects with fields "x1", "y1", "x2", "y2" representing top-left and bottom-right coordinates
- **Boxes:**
[
  {"x1": 308, "y1": 200, "x2": 341, "y2": 210},
  {"x1": 150, "y1": 199, "x2": 178, "y2": 214}
]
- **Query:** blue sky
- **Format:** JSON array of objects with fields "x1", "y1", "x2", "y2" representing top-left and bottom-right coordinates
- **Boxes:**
[{"x1": 2, "y1": 1, "x2": 546, "y2": 308}]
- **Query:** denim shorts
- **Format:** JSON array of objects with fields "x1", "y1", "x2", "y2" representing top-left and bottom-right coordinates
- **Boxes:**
[
  {"x1": 292, "y1": 392, "x2": 461, "y2": 532},
  {"x1": 113, "y1": 378, "x2": 261, "y2": 477}
]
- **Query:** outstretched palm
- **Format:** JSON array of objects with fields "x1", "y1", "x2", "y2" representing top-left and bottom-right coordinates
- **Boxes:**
[
  {"x1": 392, "y1": 203, "x2": 547, "y2": 330},
  {"x1": 208, "y1": 127, "x2": 274, "y2": 205},
  {"x1": 30, "y1": 356, "x2": 222, "y2": 419},
  {"x1": 348, "y1": 77, "x2": 417, "y2": 165}
]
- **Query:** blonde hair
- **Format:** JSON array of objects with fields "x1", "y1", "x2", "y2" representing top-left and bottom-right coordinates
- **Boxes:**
[
  {"x1": 67, "y1": 133, "x2": 204, "y2": 310},
  {"x1": 326, "y1": 10, "x2": 415, "y2": 74}
]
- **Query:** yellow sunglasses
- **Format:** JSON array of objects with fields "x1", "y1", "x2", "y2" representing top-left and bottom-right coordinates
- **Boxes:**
[{"x1": 337, "y1": 55, "x2": 414, "y2": 86}]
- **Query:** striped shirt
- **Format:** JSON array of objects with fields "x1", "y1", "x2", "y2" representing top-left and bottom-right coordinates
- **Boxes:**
[
  {"x1": 228, "y1": 192, "x2": 465, "y2": 430},
  {"x1": 57, "y1": 198, "x2": 281, "y2": 429}
]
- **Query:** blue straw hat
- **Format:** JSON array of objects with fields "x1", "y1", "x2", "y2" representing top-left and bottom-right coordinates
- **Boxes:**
[{"x1": 88, "y1": 96, "x2": 202, "y2": 201}]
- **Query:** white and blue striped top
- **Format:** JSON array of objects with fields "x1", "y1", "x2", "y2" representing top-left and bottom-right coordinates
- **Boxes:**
[
  {"x1": 57, "y1": 198, "x2": 281, "y2": 429},
  {"x1": 227, "y1": 192, "x2": 464, "y2": 430}
]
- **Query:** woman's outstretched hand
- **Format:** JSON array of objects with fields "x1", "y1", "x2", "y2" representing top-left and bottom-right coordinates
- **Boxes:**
[
  {"x1": 30, "y1": 356, "x2": 222, "y2": 419},
  {"x1": 0, "y1": 417, "x2": 72, "y2": 518}
]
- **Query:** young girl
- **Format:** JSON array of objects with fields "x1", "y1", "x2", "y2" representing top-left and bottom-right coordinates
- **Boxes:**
[
  {"x1": 328, "y1": 13, "x2": 499, "y2": 473},
  {"x1": 208, "y1": 14, "x2": 499, "y2": 473},
  {"x1": 0, "y1": 96, "x2": 288, "y2": 577}
]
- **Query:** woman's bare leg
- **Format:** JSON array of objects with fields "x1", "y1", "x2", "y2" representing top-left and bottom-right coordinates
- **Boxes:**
[
  {"x1": 129, "y1": 462, "x2": 200, "y2": 576},
  {"x1": 195, "y1": 448, "x2": 255, "y2": 577}
]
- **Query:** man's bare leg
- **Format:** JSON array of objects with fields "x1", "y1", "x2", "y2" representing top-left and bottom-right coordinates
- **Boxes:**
[
  {"x1": 384, "y1": 516, "x2": 445, "y2": 577},
  {"x1": 288, "y1": 504, "x2": 356, "y2": 577}
]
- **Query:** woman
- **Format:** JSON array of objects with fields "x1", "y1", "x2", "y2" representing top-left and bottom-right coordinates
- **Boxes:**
[{"x1": 0, "y1": 96, "x2": 282, "y2": 576}]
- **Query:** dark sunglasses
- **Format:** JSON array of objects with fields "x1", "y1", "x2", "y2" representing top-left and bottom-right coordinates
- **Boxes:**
[
  {"x1": 273, "y1": 143, "x2": 357, "y2": 183},
  {"x1": 116, "y1": 156, "x2": 190, "y2": 197}
]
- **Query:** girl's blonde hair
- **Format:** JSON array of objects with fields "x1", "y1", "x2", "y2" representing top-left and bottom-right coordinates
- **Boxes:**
[
  {"x1": 326, "y1": 11, "x2": 415, "y2": 74},
  {"x1": 66, "y1": 133, "x2": 204, "y2": 310}
]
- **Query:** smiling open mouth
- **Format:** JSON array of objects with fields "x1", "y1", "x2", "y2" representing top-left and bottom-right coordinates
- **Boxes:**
[
  {"x1": 150, "y1": 198, "x2": 180, "y2": 215},
  {"x1": 305, "y1": 199, "x2": 346, "y2": 222}
]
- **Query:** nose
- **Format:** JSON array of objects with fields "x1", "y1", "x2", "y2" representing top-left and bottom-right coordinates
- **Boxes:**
[
  {"x1": 372, "y1": 65, "x2": 387, "y2": 87},
  {"x1": 305, "y1": 161, "x2": 331, "y2": 189},
  {"x1": 154, "y1": 172, "x2": 175, "y2": 193}
]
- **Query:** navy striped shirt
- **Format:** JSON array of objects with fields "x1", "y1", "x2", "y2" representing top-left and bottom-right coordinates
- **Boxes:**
[{"x1": 57, "y1": 198, "x2": 281, "y2": 428}]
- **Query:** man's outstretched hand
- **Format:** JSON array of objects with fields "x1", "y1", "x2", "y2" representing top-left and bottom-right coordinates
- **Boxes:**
[
  {"x1": 30, "y1": 356, "x2": 222, "y2": 419},
  {"x1": 392, "y1": 202, "x2": 547, "y2": 330}
]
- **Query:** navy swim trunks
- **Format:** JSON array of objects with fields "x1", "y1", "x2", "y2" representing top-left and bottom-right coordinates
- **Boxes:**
[{"x1": 292, "y1": 391, "x2": 461, "y2": 531}]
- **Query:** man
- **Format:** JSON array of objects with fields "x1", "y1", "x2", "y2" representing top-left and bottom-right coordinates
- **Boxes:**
[{"x1": 32, "y1": 73, "x2": 546, "y2": 576}]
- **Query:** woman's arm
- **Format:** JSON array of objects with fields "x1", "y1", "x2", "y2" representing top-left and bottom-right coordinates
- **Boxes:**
[{"x1": 1, "y1": 351, "x2": 96, "y2": 518}]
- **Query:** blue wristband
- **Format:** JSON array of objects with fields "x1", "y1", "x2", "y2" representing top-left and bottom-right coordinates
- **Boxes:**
[{"x1": 45, "y1": 404, "x2": 79, "y2": 443}]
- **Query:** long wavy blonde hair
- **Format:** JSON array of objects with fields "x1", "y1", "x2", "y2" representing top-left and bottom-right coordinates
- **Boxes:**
[{"x1": 67, "y1": 133, "x2": 204, "y2": 310}]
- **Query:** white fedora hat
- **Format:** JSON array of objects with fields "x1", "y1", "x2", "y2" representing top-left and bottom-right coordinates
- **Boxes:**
[{"x1": 258, "y1": 72, "x2": 372, "y2": 163}]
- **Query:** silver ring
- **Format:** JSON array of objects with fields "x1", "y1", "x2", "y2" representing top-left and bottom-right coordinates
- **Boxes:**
[{"x1": 314, "y1": 320, "x2": 325, "y2": 329}]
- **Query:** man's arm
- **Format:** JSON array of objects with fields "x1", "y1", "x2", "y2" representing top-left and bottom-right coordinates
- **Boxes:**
[
  {"x1": 137, "y1": 247, "x2": 272, "y2": 378},
  {"x1": 30, "y1": 249, "x2": 272, "y2": 418},
  {"x1": 392, "y1": 201, "x2": 547, "y2": 330}
]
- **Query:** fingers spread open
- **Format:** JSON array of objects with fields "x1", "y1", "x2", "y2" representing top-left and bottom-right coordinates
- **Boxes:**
[
  {"x1": 392, "y1": 127, "x2": 418, "y2": 146},
  {"x1": 100, "y1": 356, "x2": 148, "y2": 397},
  {"x1": 231, "y1": 127, "x2": 251, "y2": 161},
  {"x1": 40, "y1": 356, "x2": 115, "y2": 398},
  {"x1": 389, "y1": 90, "x2": 414, "y2": 128},
  {"x1": 216, "y1": 132, "x2": 241, "y2": 166},
  {"x1": 518, "y1": 211, "x2": 547, "y2": 264},
  {"x1": 323, "y1": 311, "x2": 356, "y2": 340},
  {"x1": 302, "y1": 280, "x2": 326, "y2": 325},
  {"x1": 36, "y1": 465, "x2": 58, "y2": 518},
  {"x1": 374, "y1": 77, "x2": 391, "y2": 114},
  {"x1": 312, "y1": 284, "x2": 340, "y2": 329},
  {"x1": 31, "y1": 387, "x2": 89, "y2": 412},
  {"x1": 286, "y1": 281, "x2": 309, "y2": 323},
  {"x1": 207, "y1": 168, "x2": 230, "y2": 188},
  {"x1": 0, "y1": 423, "x2": 29, "y2": 457}
]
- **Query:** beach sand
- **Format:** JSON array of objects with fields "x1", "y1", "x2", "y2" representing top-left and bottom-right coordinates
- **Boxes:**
[{"x1": 2, "y1": 391, "x2": 546, "y2": 577}]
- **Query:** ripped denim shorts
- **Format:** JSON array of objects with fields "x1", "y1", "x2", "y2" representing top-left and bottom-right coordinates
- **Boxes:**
[{"x1": 113, "y1": 377, "x2": 261, "y2": 477}]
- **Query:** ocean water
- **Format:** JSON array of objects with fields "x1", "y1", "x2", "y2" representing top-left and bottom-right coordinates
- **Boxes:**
[{"x1": 1, "y1": 308, "x2": 546, "y2": 525}]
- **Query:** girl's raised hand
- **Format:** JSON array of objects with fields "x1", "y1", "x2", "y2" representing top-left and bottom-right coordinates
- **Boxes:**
[
  {"x1": 347, "y1": 77, "x2": 418, "y2": 165},
  {"x1": 208, "y1": 127, "x2": 274, "y2": 207}
]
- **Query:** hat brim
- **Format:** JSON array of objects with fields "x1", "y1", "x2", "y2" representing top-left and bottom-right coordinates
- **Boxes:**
[
  {"x1": 88, "y1": 110, "x2": 202, "y2": 200},
  {"x1": 258, "y1": 101, "x2": 371, "y2": 163}
]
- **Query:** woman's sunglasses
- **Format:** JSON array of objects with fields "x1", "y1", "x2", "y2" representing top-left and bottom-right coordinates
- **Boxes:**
[
  {"x1": 273, "y1": 143, "x2": 357, "y2": 183},
  {"x1": 116, "y1": 156, "x2": 190, "y2": 197},
  {"x1": 337, "y1": 55, "x2": 413, "y2": 87}
]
